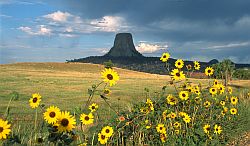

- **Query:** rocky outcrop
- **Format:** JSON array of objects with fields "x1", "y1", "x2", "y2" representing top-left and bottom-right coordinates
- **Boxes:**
[{"x1": 105, "y1": 33, "x2": 143, "y2": 57}]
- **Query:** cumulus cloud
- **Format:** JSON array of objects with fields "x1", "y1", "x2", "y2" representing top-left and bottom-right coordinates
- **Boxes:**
[
  {"x1": 136, "y1": 42, "x2": 168, "y2": 53},
  {"x1": 18, "y1": 25, "x2": 52, "y2": 36},
  {"x1": 43, "y1": 11, "x2": 74, "y2": 22}
]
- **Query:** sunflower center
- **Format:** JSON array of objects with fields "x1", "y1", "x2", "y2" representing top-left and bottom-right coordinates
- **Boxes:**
[
  {"x1": 208, "y1": 70, "x2": 211, "y2": 73},
  {"x1": 176, "y1": 73, "x2": 180, "y2": 77},
  {"x1": 0, "y1": 127, "x2": 3, "y2": 132},
  {"x1": 182, "y1": 94, "x2": 186, "y2": 97},
  {"x1": 105, "y1": 129, "x2": 110, "y2": 133},
  {"x1": 49, "y1": 112, "x2": 56, "y2": 118},
  {"x1": 233, "y1": 99, "x2": 235, "y2": 102},
  {"x1": 101, "y1": 135, "x2": 106, "y2": 140},
  {"x1": 212, "y1": 89, "x2": 215, "y2": 92},
  {"x1": 163, "y1": 55, "x2": 166, "y2": 58},
  {"x1": 91, "y1": 106, "x2": 95, "y2": 110},
  {"x1": 104, "y1": 90, "x2": 110, "y2": 94},
  {"x1": 33, "y1": 97, "x2": 38, "y2": 103},
  {"x1": 85, "y1": 116, "x2": 90, "y2": 121},
  {"x1": 206, "y1": 127, "x2": 210, "y2": 131},
  {"x1": 61, "y1": 118, "x2": 69, "y2": 127},
  {"x1": 107, "y1": 74, "x2": 113, "y2": 80},
  {"x1": 170, "y1": 98, "x2": 175, "y2": 102},
  {"x1": 160, "y1": 127, "x2": 163, "y2": 130},
  {"x1": 178, "y1": 62, "x2": 181, "y2": 65}
]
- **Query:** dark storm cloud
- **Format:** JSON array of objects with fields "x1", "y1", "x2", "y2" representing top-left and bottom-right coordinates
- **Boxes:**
[{"x1": 49, "y1": 0, "x2": 250, "y2": 42}]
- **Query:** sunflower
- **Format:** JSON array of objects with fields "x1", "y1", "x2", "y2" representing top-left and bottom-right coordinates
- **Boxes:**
[
  {"x1": 186, "y1": 64, "x2": 192, "y2": 70},
  {"x1": 29, "y1": 93, "x2": 42, "y2": 109},
  {"x1": 156, "y1": 123, "x2": 166, "y2": 134},
  {"x1": 89, "y1": 103, "x2": 98, "y2": 112},
  {"x1": 162, "y1": 110, "x2": 168, "y2": 120},
  {"x1": 230, "y1": 96, "x2": 238, "y2": 105},
  {"x1": 167, "y1": 112, "x2": 176, "y2": 119},
  {"x1": 179, "y1": 111, "x2": 188, "y2": 117},
  {"x1": 214, "y1": 124, "x2": 222, "y2": 135},
  {"x1": 56, "y1": 111, "x2": 76, "y2": 132},
  {"x1": 160, "y1": 133, "x2": 167, "y2": 143},
  {"x1": 220, "y1": 100, "x2": 225, "y2": 106},
  {"x1": 80, "y1": 113, "x2": 94, "y2": 125},
  {"x1": 203, "y1": 124, "x2": 210, "y2": 134},
  {"x1": 175, "y1": 59, "x2": 184, "y2": 69},
  {"x1": 205, "y1": 67, "x2": 214, "y2": 76},
  {"x1": 228, "y1": 87, "x2": 233, "y2": 94},
  {"x1": 98, "y1": 132, "x2": 108, "y2": 145},
  {"x1": 101, "y1": 126, "x2": 113, "y2": 138},
  {"x1": 179, "y1": 91, "x2": 189, "y2": 100},
  {"x1": 223, "y1": 107, "x2": 228, "y2": 113},
  {"x1": 0, "y1": 119, "x2": 11, "y2": 140},
  {"x1": 171, "y1": 69, "x2": 186, "y2": 80},
  {"x1": 186, "y1": 86, "x2": 194, "y2": 93},
  {"x1": 173, "y1": 122, "x2": 180, "y2": 129},
  {"x1": 43, "y1": 106, "x2": 60, "y2": 124},
  {"x1": 146, "y1": 99, "x2": 154, "y2": 111},
  {"x1": 218, "y1": 84, "x2": 225, "y2": 94},
  {"x1": 195, "y1": 97, "x2": 201, "y2": 104},
  {"x1": 213, "y1": 79, "x2": 219, "y2": 87},
  {"x1": 103, "y1": 88, "x2": 111, "y2": 95},
  {"x1": 230, "y1": 108, "x2": 237, "y2": 115},
  {"x1": 194, "y1": 61, "x2": 200, "y2": 70},
  {"x1": 204, "y1": 101, "x2": 211, "y2": 108},
  {"x1": 194, "y1": 90, "x2": 201, "y2": 96},
  {"x1": 166, "y1": 94, "x2": 178, "y2": 105},
  {"x1": 209, "y1": 87, "x2": 217, "y2": 96},
  {"x1": 160, "y1": 52, "x2": 170, "y2": 62},
  {"x1": 101, "y1": 68, "x2": 119, "y2": 86},
  {"x1": 183, "y1": 114, "x2": 191, "y2": 123},
  {"x1": 175, "y1": 129, "x2": 180, "y2": 135}
]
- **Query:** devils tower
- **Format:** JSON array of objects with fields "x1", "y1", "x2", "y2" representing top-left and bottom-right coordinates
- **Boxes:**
[{"x1": 105, "y1": 33, "x2": 143, "y2": 57}]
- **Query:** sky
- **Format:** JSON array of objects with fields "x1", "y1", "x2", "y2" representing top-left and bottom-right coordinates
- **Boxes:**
[{"x1": 0, "y1": 0, "x2": 250, "y2": 64}]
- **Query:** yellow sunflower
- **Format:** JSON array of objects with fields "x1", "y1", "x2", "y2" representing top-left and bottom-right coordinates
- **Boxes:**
[
  {"x1": 43, "y1": 106, "x2": 60, "y2": 124},
  {"x1": 29, "y1": 93, "x2": 42, "y2": 109},
  {"x1": 80, "y1": 113, "x2": 94, "y2": 125},
  {"x1": 209, "y1": 87, "x2": 217, "y2": 96},
  {"x1": 162, "y1": 110, "x2": 168, "y2": 120},
  {"x1": 203, "y1": 124, "x2": 210, "y2": 134},
  {"x1": 103, "y1": 88, "x2": 111, "y2": 95},
  {"x1": 167, "y1": 112, "x2": 176, "y2": 119},
  {"x1": 230, "y1": 108, "x2": 237, "y2": 115},
  {"x1": 170, "y1": 69, "x2": 186, "y2": 80},
  {"x1": 160, "y1": 133, "x2": 167, "y2": 143},
  {"x1": 205, "y1": 67, "x2": 214, "y2": 76},
  {"x1": 183, "y1": 114, "x2": 191, "y2": 123},
  {"x1": 160, "y1": 52, "x2": 170, "y2": 62},
  {"x1": 214, "y1": 124, "x2": 222, "y2": 135},
  {"x1": 204, "y1": 101, "x2": 211, "y2": 108},
  {"x1": 220, "y1": 100, "x2": 225, "y2": 106},
  {"x1": 166, "y1": 94, "x2": 178, "y2": 105},
  {"x1": 213, "y1": 79, "x2": 219, "y2": 87},
  {"x1": 173, "y1": 122, "x2": 180, "y2": 129},
  {"x1": 186, "y1": 86, "x2": 194, "y2": 93},
  {"x1": 156, "y1": 123, "x2": 166, "y2": 134},
  {"x1": 230, "y1": 96, "x2": 238, "y2": 105},
  {"x1": 194, "y1": 61, "x2": 200, "y2": 70},
  {"x1": 0, "y1": 119, "x2": 11, "y2": 140},
  {"x1": 228, "y1": 87, "x2": 233, "y2": 94},
  {"x1": 98, "y1": 132, "x2": 108, "y2": 145},
  {"x1": 101, "y1": 68, "x2": 119, "y2": 86},
  {"x1": 89, "y1": 103, "x2": 98, "y2": 112},
  {"x1": 101, "y1": 126, "x2": 113, "y2": 138},
  {"x1": 218, "y1": 84, "x2": 225, "y2": 94},
  {"x1": 186, "y1": 64, "x2": 192, "y2": 70},
  {"x1": 175, "y1": 59, "x2": 184, "y2": 69},
  {"x1": 56, "y1": 111, "x2": 76, "y2": 132},
  {"x1": 179, "y1": 91, "x2": 189, "y2": 100}
]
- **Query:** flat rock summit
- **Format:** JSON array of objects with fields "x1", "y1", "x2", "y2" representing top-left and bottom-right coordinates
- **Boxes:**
[{"x1": 105, "y1": 33, "x2": 143, "y2": 57}]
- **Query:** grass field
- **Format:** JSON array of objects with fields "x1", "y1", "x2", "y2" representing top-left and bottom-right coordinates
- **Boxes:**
[
  {"x1": 1, "y1": 62, "x2": 250, "y2": 117},
  {"x1": 0, "y1": 62, "x2": 250, "y2": 145}
]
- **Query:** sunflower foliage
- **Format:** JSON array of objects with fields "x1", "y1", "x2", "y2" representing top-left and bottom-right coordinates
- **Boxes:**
[{"x1": 0, "y1": 52, "x2": 249, "y2": 145}]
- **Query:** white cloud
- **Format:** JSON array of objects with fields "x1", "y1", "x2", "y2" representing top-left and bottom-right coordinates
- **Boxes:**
[
  {"x1": 235, "y1": 15, "x2": 250, "y2": 27},
  {"x1": 90, "y1": 16, "x2": 127, "y2": 32},
  {"x1": 136, "y1": 42, "x2": 168, "y2": 53},
  {"x1": 18, "y1": 25, "x2": 52, "y2": 36},
  {"x1": 43, "y1": 11, "x2": 72, "y2": 22},
  {"x1": 205, "y1": 42, "x2": 250, "y2": 50}
]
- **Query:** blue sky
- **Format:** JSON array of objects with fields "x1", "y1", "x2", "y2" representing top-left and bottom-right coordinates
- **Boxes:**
[{"x1": 1, "y1": 0, "x2": 250, "y2": 64}]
